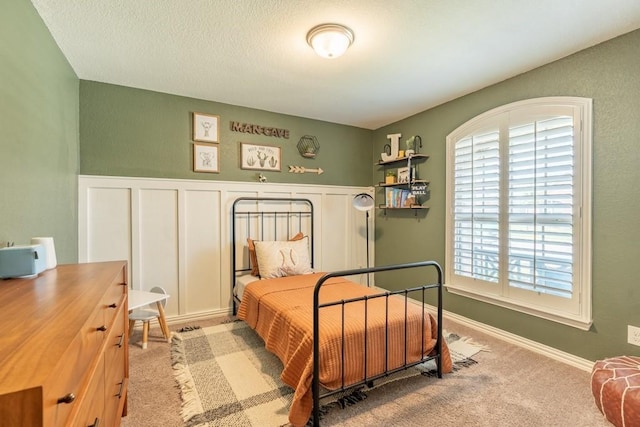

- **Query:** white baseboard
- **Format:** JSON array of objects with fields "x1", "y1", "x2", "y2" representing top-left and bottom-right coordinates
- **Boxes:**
[
  {"x1": 162, "y1": 300, "x2": 594, "y2": 373},
  {"x1": 440, "y1": 308, "x2": 594, "y2": 372},
  {"x1": 370, "y1": 285, "x2": 593, "y2": 372},
  {"x1": 131, "y1": 309, "x2": 231, "y2": 332},
  {"x1": 165, "y1": 309, "x2": 231, "y2": 326}
]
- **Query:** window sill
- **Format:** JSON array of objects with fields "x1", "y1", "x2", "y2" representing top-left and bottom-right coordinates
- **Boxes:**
[{"x1": 444, "y1": 283, "x2": 593, "y2": 331}]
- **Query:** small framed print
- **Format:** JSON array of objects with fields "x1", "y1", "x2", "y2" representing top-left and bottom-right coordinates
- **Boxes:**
[
  {"x1": 240, "y1": 143, "x2": 281, "y2": 171},
  {"x1": 193, "y1": 112, "x2": 220, "y2": 142},
  {"x1": 193, "y1": 142, "x2": 220, "y2": 173},
  {"x1": 397, "y1": 166, "x2": 416, "y2": 183}
]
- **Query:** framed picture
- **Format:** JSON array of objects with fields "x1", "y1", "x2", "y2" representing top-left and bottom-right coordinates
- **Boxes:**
[
  {"x1": 397, "y1": 166, "x2": 416, "y2": 183},
  {"x1": 240, "y1": 143, "x2": 281, "y2": 171},
  {"x1": 193, "y1": 142, "x2": 220, "y2": 173},
  {"x1": 193, "y1": 112, "x2": 220, "y2": 142}
]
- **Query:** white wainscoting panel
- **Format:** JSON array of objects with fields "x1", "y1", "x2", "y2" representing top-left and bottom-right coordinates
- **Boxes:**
[
  {"x1": 85, "y1": 187, "x2": 131, "y2": 265},
  {"x1": 79, "y1": 176, "x2": 374, "y2": 321},
  {"x1": 183, "y1": 189, "x2": 221, "y2": 315},
  {"x1": 138, "y1": 189, "x2": 179, "y2": 316}
]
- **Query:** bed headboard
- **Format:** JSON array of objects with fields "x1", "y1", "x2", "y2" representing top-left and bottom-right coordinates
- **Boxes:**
[{"x1": 231, "y1": 197, "x2": 314, "y2": 297}]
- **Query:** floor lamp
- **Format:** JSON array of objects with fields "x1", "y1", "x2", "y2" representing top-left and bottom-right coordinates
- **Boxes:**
[{"x1": 352, "y1": 193, "x2": 374, "y2": 286}]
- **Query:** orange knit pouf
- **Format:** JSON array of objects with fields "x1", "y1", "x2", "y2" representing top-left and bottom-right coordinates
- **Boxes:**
[{"x1": 591, "y1": 356, "x2": 640, "y2": 427}]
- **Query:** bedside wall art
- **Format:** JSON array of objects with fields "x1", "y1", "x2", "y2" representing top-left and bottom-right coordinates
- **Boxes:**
[
  {"x1": 240, "y1": 143, "x2": 281, "y2": 171},
  {"x1": 193, "y1": 112, "x2": 220, "y2": 142},
  {"x1": 193, "y1": 142, "x2": 220, "y2": 173}
]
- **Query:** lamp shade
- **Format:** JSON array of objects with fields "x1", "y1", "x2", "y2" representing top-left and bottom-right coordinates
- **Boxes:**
[
  {"x1": 307, "y1": 24, "x2": 354, "y2": 59},
  {"x1": 352, "y1": 193, "x2": 374, "y2": 211}
]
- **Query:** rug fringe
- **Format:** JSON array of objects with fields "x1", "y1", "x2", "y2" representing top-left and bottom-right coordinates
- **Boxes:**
[
  {"x1": 171, "y1": 332, "x2": 205, "y2": 423},
  {"x1": 455, "y1": 336, "x2": 492, "y2": 352},
  {"x1": 307, "y1": 334, "x2": 489, "y2": 422},
  {"x1": 305, "y1": 388, "x2": 368, "y2": 426}
]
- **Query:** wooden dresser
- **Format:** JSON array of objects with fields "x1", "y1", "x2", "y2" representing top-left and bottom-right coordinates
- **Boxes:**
[{"x1": 0, "y1": 261, "x2": 129, "y2": 427}]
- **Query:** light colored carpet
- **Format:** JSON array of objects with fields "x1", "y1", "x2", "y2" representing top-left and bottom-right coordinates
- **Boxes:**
[
  {"x1": 122, "y1": 316, "x2": 611, "y2": 427},
  {"x1": 171, "y1": 321, "x2": 486, "y2": 427}
]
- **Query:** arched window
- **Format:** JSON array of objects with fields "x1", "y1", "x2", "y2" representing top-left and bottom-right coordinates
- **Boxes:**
[{"x1": 445, "y1": 97, "x2": 592, "y2": 329}]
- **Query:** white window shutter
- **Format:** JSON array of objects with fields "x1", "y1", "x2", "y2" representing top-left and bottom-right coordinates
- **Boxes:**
[{"x1": 445, "y1": 97, "x2": 592, "y2": 330}]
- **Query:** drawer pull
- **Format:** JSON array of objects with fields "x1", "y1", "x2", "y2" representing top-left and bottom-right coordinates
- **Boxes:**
[
  {"x1": 57, "y1": 393, "x2": 75, "y2": 404},
  {"x1": 97, "y1": 325, "x2": 107, "y2": 332},
  {"x1": 115, "y1": 381, "x2": 125, "y2": 398},
  {"x1": 108, "y1": 303, "x2": 117, "y2": 308},
  {"x1": 116, "y1": 333, "x2": 125, "y2": 348},
  {"x1": 88, "y1": 417, "x2": 100, "y2": 427}
]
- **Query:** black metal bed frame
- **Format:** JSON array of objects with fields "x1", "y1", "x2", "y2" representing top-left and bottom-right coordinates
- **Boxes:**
[
  {"x1": 231, "y1": 196, "x2": 314, "y2": 315},
  {"x1": 231, "y1": 197, "x2": 444, "y2": 426},
  {"x1": 311, "y1": 261, "x2": 443, "y2": 426}
]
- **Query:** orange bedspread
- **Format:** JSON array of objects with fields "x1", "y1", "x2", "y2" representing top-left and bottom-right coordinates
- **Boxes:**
[{"x1": 237, "y1": 272, "x2": 452, "y2": 426}]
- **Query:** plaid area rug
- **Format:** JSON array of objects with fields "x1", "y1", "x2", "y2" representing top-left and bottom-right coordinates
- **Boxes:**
[{"x1": 171, "y1": 321, "x2": 486, "y2": 427}]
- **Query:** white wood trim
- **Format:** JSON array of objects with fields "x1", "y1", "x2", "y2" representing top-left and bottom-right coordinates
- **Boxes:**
[
  {"x1": 79, "y1": 175, "x2": 374, "y2": 318},
  {"x1": 390, "y1": 291, "x2": 595, "y2": 372},
  {"x1": 131, "y1": 187, "x2": 141, "y2": 291},
  {"x1": 444, "y1": 97, "x2": 594, "y2": 329},
  {"x1": 441, "y1": 308, "x2": 594, "y2": 372},
  {"x1": 176, "y1": 188, "x2": 187, "y2": 315}
]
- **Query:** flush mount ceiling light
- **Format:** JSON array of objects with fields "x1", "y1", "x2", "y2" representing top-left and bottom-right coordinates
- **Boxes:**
[{"x1": 306, "y1": 23, "x2": 354, "y2": 59}]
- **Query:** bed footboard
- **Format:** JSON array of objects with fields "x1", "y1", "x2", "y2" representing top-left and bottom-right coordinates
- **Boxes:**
[{"x1": 311, "y1": 260, "x2": 444, "y2": 426}]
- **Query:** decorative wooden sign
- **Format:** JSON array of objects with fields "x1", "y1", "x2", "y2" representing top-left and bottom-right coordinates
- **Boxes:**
[
  {"x1": 288, "y1": 165, "x2": 324, "y2": 175},
  {"x1": 230, "y1": 121, "x2": 290, "y2": 139}
]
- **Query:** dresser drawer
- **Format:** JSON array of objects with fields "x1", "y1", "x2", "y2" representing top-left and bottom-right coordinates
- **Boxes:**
[
  {"x1": 45, "y1": 309, "x2": 104, "y2": 426},
  {"x1": 104, "y1": 271, "x2": 126, "y2": 307},
  {"x1": 101, "y1": 275, "x2": 127, "y2": 327},
  {"x1": 104, "y1": 368, "x2": 127, "y2": 427},
  {"x1": 105, "y1": 298, "x2": 128, "y2": 426},
  {"x1": 105, "y1": 303, "x2": 127, "y2": 380},
  {"x1": 71, "y1": 354, "x2": 105, "y2": 427}
]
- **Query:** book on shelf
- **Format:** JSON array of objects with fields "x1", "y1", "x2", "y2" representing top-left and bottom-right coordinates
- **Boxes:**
[{"x1": 385, "y1": 188, "x2": 414, "y2": 208}]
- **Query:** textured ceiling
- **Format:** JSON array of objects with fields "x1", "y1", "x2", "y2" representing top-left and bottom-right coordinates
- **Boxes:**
[{"x1": 31, "y1": 0, "x2": 640, "y2": 130}]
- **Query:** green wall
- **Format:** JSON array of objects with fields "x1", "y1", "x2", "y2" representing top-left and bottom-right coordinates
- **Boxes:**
[
  {"x1": 373, "y1": 29, "x2": 640, "y2": 361},
  {"x1": 80, "y1": 82, "x2": 372, "y2": 186},
  {"x1": 6, "y1": 0, "x2": 639, "y2": 362},
  {"x1": 0, "y1": 0, "x2": 79, "y2": 262}
]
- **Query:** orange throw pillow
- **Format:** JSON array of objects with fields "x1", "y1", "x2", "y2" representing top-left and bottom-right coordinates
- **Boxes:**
[{"x1": 247, "y1": 232, "x2": 304, "y2": 276}]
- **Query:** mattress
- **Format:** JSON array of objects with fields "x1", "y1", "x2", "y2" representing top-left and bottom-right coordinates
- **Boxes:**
[
  {"x1": 235, "y1": 272, "x2": 314, "y2": 300},
  {"x1": 234, "y1": 274, "x2": 259, "y2": 300}
]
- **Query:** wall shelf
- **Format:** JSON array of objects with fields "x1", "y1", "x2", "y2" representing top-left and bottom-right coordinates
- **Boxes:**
[
  {"x1": 376, "y1": 154, "x2": 429, "y2": 166},
  {"x1": 377, "y1": 179, "x2": 430, "y2": 188},
  {"x1": 378, "y1": 204, "x2": 429, "y2": 210},
  {"x1": 377, "y1": 204, "x2": 429, "y2": 216},
  {"x1": 377, "y1": 152, "x2": 430, "y2": 214}
]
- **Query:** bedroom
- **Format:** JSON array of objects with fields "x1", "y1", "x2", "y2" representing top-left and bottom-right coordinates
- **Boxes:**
[{"x1": 1, "y1": 0, "x2": 640, "y2": 425}]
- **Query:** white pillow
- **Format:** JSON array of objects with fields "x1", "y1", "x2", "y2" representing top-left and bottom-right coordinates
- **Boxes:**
[{"x1": 254, "y1": 236, "x2": 312, "y2": 279}]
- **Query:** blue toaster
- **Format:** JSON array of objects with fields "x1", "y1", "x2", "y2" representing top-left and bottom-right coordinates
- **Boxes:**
[{"x1": 0, "y1": 244, "x2": 47, "y2": 279}]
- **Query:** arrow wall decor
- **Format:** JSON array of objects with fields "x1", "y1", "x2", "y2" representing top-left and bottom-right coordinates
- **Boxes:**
[{"x1": 288, "y1": 165, "x2": 324, "y2": 174}]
